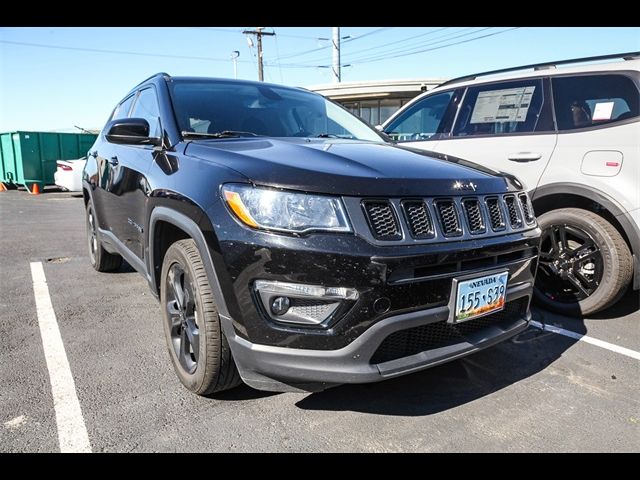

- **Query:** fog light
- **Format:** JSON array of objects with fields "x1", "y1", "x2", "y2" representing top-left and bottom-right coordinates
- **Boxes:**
[
  {"x1": 270, "y1": 296, "x2": 290, "y2": 316},
  {"x1": 254, "y1": 280, "x2": 359, "y2": 327}
]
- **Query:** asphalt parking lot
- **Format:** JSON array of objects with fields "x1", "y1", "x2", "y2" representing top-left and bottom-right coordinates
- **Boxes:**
[{"x1": 1, "y1": 188, "x2": 638, "y2": 452}]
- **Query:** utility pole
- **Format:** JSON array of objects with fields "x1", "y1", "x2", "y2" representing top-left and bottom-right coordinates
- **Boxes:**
[
  {"x1": 230, "y1": 50, "x2": 240, "y2": 79},
  {"x1": 243, "y1": 27, "x2": 275, "y2": 82},
  {"x1": 332, "y1": 27, "x2": 341, "y2": 83}
]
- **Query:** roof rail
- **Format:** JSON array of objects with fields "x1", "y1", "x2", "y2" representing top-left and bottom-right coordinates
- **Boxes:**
[
  {"x1": 438, "y1": 51, "x2": 640, "y2": 88},
  {"x1": 132, "y1": 72, "x2": 171, "y2": 90}
]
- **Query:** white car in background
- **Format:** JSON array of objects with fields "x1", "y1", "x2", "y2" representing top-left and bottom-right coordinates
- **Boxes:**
[
  {"x1": 382, "y1": 52, "x2": 640, "y2": 316},
  {"x1": 54, "y1": 157, "x2": 86, "y2": 192}
]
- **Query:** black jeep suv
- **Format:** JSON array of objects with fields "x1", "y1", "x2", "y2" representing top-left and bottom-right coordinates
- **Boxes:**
[{"x1": 83, "y1": 73, "x2": 541, "y2": 394}]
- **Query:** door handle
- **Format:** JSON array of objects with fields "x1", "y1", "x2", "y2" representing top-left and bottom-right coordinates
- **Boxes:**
[
  {"x1": 507, "y1": 152, "x2": 542, "y2": 162},
  {"x1": 89, "y1": 150, "x2": 98, "y2": 158},
  {"x1": 107, "y1": 156, "x2": 119, "y2": 166}
]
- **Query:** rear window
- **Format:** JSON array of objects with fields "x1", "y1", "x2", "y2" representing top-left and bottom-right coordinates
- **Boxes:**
[
  {"x1": 453, "y1": 79, "x2": 546, "y2": 136},
  {"x1": 552, "y1": 74, "x2": 640, "y2": 131}
]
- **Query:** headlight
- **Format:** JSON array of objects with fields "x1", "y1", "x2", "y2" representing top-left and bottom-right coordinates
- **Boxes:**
[{"x1": 222, "y1": 184, "x2": 351, "y2": 233}]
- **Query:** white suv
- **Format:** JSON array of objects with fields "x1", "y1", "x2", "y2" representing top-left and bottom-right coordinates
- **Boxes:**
[{"x1": 382, "y1": 52, "x2": 640, "y2": 316}]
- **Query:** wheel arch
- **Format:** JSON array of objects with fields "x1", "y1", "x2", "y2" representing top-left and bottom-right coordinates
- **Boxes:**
[
  {"x1": 532, "y1": 183, "x2": 640, "y2": 290},
  {"x1": 148, "y1": 206, "x2": 231, "y2": 317}
]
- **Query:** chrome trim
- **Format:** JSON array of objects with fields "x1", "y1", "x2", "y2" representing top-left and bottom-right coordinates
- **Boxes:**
[
  {"x1": 254, "y1": 280, "x2": 359, "y2": 300},
  {"x1": 254, "y1": 280, "x2": 359, "y2": 327}
]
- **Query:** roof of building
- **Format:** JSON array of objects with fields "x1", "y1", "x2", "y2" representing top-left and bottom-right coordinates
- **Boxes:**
[{"x1": 306, "y1": 78, "x2": 447, "y2": 100}]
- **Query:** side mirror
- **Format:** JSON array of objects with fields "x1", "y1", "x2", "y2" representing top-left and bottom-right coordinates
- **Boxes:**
[{"x1": 105, "y1": 118, "x2": 161, "y2": 146}]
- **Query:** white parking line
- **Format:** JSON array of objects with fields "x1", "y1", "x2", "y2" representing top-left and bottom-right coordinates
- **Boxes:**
[
  {"x1": 530, "y1": 320, "x2": 640, "y2": 361},
  {"x1": 30, "y1": 262, "x2": 91, "y2": 453}
]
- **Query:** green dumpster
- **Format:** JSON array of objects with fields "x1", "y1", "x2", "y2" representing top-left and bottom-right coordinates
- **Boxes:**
[{"x1": 0, "y1": 131, "x2": 98, "y2": 192}]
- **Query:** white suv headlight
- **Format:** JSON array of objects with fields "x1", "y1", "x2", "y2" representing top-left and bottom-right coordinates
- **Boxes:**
[{"x1": 222, "y1": 184, "x2": 351, "y2": 233}]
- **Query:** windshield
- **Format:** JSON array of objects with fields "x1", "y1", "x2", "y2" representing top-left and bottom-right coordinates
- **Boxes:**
[{"x1": 169, "y1": 79, "x2": 382, "y2": 142}]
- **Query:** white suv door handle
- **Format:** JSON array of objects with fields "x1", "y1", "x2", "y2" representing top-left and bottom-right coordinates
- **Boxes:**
[{"x1": 508, "y1": 152, "x2": 543, "y2": 162}]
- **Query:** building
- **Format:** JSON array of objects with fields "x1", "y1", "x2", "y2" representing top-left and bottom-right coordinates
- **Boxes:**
[{"x1": 307, "y1": 78, "x2": 446, "y2": 126}]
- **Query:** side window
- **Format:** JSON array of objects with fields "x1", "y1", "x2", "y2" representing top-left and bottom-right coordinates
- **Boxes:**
[
  {"x1": 111, "y1": 94, "x2": 136, "y2": 121},
  {"x1": 384, "y1": 90, "x2": 457, "y2": 142},
  {"x1": 552, "y1": 74, "x2": 640, "y2": 131},
  {"x1": 453, "y1": 79, "x2": 544, "y2": 137},
  {"x1": 129, "y1": 88, "x2": 161, "y2": 137}
]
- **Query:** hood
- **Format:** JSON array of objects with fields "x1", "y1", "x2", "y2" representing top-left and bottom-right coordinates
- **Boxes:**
[{"x1": 184, "y1": 138, "x2": 521, "y2": 197}]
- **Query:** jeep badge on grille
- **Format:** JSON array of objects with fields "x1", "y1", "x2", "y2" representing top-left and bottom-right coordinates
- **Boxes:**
[{"x1": 453, "y1": 181, "x2": 477, "y2": 191}]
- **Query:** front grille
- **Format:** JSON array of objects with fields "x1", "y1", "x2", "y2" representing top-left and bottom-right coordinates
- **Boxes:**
[
  {"x1": 462, "y1": 198, "x2": 486, "y2": 234},
  {"x1": 504, "y1": 195, "x2": 523, "y2": 228},
  {"x1": 519, "y1": 193, "x2": 535, "y2": 224},
  {"x1": 370, "y1": 298, "x2": 527, "y2": 364},
  {"x1": 363, "y1": 201, "x2": 401, "y2": 240},
  {"x1": 403, "y1": 201, "x2": 434, "y2": 239},
  {"x1": 486, "y1": 197, "x2": 506, "y2": 231},
  {"x1": 435, "y1": 200, "x2": 462, "y2": 237},
  {"x1": 356, "y1": 193, "x2": 534, "y2": 243}
]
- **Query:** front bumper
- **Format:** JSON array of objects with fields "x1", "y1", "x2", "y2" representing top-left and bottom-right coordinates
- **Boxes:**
[
  {"x1": 206, "y1": 200, "x2": 540, "y2": 392},
  {"x1": 221, "y1": 283, "x2": 531, "y2": 392}
]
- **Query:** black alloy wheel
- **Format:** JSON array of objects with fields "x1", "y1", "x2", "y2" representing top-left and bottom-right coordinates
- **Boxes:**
[
  {"x1": 87, "y1": 205, "x2": 98, "y2": 265},
  {"x1": 85, "y1": 203, "x2": 122, "y2": 272},
  {"x1": 533, "y1": 208, "x2": 633, "y2": 316},
  {"x1": 160, "y1": 239, "x2": 241, "y2": 395},
  {"x1": 165, "y1": 263, "x2": 200, "y2": 374},
  {"x1": 537, "y1": 223, "x2": 604, "y2": 302}
]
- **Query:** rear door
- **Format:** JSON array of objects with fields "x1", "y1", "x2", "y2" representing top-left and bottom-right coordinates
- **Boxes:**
[
  {"x1": 541, "y1": 73, "x2": 640, "y2": 212},
  {"x1": 434, "y1": 78, "x2": 558, "y2": 192}
]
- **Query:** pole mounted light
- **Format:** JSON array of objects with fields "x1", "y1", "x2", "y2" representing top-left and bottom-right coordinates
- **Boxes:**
[{"x1": 230, "y1": 50, "x2": 240, "y2": 79}]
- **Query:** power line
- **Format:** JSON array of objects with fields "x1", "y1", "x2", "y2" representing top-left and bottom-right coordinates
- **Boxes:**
[
  {"x1": 187, "y1": 27, "x2": 243, "y2": 33},
  {"x1": 276, "y1": 27, "x2": 481, "y2": 68},
  {"x1": 277, "y1": 27, "x2": 464, "y2": 68},
  {"x1": 346, "y1": 27, "x2": 494, "y2": 64},
  {"x1": 273, "y1": 32, "x2": 285, "y2": 84},
  {"x1": 267, "y1": 28, "x2": 521, "y2": 69},
  {"x1": 349, "y1": 27, "x2": 521, "y2": 65},
  {"x1": 342, "y1": 27, "x2": 394, "y2": 43},
  {"x1": 269, "y1": 27, "x2": 392, "y2": 63},
  {"x1": 189, "y1": 26, "x2": 322, "y2": 40},
  {"x1": 0, "y1": 39, "x2": 254, "y2": 64},
  {"x1": 340, "y1": 27, "x2": 450, "y2": 59}
]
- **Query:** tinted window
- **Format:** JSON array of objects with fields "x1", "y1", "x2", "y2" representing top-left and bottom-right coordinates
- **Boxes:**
[
  {"x1": 112, "y1": 94, "x2": 136, "y2": 121},
  {"x1": 130, "y1": 88, "x2": 161, "y2": 137},
  {"x1": 453, "y1": 79, "x2": 545, "y2": 137},
  {"x1": 384, "y1": 91, "x2": 455, "y2": 142},
  {"x1": 552, "y1": 74, "x2": 639, "y2": 131},
  {"x1": 169, "y1": 80, "x2": 381, "y2": 141}
]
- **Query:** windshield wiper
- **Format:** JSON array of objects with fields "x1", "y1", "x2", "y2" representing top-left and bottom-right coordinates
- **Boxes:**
[
  {"x1": 316, "y1": 133, "x2": 340, "y2": 138},
  {"x1": 182, "y1": 130, "x2": 259, "y2": 139}
]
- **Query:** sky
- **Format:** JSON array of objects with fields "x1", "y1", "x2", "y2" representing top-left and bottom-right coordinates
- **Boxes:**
[{"x1": 0, "y1": 26, "x2": 638, "y2": 132}]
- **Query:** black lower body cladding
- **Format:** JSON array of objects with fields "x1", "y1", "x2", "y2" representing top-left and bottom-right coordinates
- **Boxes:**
[{"x1": 206, "y1": 211, "x2": 541, "y2": 391}]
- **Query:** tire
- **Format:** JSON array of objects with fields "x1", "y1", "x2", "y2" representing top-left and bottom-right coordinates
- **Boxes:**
[
  {"x1": 86, "y1": 203, "x2": 122, "y2": 272},
  {"x1": 160, "y1": 239, "x2": 241, "y2": 395},
  {"x1": 533, "y1": 208, "x2": 632, "y2": 316}
]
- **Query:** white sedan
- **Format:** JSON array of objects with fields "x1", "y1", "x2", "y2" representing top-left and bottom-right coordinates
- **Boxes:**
[{"x1": 54, "y1": 157, "x2": 86, "y2": 192}]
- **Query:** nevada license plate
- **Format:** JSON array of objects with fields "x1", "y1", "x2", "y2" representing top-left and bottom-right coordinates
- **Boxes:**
[{"x1": 453, "y1": 271, "x2": 508, "y2": 323}]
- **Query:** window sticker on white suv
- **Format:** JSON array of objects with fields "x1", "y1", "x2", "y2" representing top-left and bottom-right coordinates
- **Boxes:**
[
  {"x1": 592, "y1": 101, "x2": 615, "y2": 121},
  {"x1": 470, "y1": 86, "x2": 536, "y2": 124}
]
